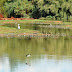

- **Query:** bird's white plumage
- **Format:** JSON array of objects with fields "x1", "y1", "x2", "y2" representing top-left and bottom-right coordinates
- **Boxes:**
[
  {"x1": 26, "y1": 54, "x2": 31, "y2": 57},
  {"x1": 18, "y1": 24, "x2": 20, "y2": 29}
]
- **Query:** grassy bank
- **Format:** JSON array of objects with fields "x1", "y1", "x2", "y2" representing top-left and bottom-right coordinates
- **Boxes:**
[
  {"x1": 0, "y1": 26, "x2": 39, "y2": 35},
  {"x1": 0, "y1": 19, "x2": 72, "y2": 25},
  {"x1": 0, "y1": 19, "x2": 72, "y2": 37},
  {"x1": 0, "y1": 19, "x2": 63, "y2": 24}
]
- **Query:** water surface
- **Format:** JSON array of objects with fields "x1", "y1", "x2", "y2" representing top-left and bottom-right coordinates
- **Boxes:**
[
  {"x1": 0, "y1": 37, "x2": 72, "y2": 72},
  {"x1": 0, "y1": 23, "x2": 72, "y2": 72}
]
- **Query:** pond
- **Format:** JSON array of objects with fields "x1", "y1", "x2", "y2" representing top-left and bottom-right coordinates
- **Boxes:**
[{"x1": 0, "y1": 23, "x2": 72, "y2": 72}]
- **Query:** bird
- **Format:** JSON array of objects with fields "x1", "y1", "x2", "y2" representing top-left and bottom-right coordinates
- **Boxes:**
[
  {"x1": 25, "y1": 62, "x2": 31, "y2": 66},
  {"x1": 18, "y1": 24, "x2": 20, "y2": 29},
  {"x1": 26, "y1": 54, "x2": 31, "y2": 57}
]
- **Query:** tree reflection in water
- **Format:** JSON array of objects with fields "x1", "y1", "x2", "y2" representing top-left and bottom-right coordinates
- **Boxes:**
[{"x1": 0, "y1": 37, "x2": 72, "y2": 72}]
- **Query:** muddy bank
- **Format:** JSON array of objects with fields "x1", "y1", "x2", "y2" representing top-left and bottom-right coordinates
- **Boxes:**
[
  {"x1": 0, "y1": 18, "x2": 34, "y2": 20},
  {"x1": 0, "y1": 32, "x2": 68, "y2": 39},
  {"x1": 0, "y1": 33, "x2": 51, "y2": 37}
]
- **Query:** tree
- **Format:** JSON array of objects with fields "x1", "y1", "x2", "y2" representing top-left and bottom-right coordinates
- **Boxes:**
[
  {"x1": 4, "y1": 0, "x2": 33, "y2": 18},
  {"x1": 0, "y1": 0, "x2": 7, "y2": 17},
  {"x1": 0, "y1": 0, "x2": 71, "y2": 21}
]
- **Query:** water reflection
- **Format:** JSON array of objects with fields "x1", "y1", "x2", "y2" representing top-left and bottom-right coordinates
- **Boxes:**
[
  {"x1": 0, "y1": 56, "x2": 10, "y2": 72},
  {"x1": 0, "y1": 37, "x2": 72, "y2": 72},
  {"x1": 0, "y1": 55, "x2": 72, "y2": 72}
]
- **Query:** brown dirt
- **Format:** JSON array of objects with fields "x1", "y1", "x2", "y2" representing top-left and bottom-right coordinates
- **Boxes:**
[
  {"x1": 0, "y1": 13, "x2": 4, "y2": 18},
  {"x1": 0, "y1": 16, "x2": 34, "y2": 20}
]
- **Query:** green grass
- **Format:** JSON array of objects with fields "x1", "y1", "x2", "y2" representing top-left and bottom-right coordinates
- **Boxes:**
[
  {"x1": 0, "y1": 26, "x2": 39, "y2": 34},
  {"x1": 0, "y1": 19, "x2": 59, "y2": 24},
  {"x1": 0, "y1": 19, "x2": 72, "y2": 25},
  {"x1": 0, "y1": 19, "x2": 72, "y2": 35}
]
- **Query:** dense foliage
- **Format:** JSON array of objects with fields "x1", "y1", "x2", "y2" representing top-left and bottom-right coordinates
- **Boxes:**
[{"x1": 0, "y1": 0, "x2": 72, "y2": 21}]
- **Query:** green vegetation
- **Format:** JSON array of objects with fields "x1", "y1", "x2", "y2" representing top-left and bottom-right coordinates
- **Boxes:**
[
  {"x1": 0, "y1": 25, "x2": 39, "y2": 34},
  {"x1": 0, "y1": 19, "x2": 72, "y2": 25},
  {"x1": 0, "y1": 20, "x2": 72, "y2": 37},
  {"x1": 0, "y1": 0, "x2": 72, "y2": 21}
]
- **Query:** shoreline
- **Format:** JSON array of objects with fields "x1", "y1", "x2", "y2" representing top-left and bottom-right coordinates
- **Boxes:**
[
  {"x1": 0, "y1": 19, "x2": 63, "y2": 25},
  {"x1": 0, "y1": 19, "x2": 71, "y2": 38}
]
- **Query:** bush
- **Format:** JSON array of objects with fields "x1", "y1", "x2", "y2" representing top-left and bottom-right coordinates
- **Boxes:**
[
  {"x1": 23, "y1": 14, "x2": 30, "y2": 18},
  {"x1": 46, "y1": 16, "x2": 56, "y2": 20},
  {"x1": 39, "y1": 17, "x2": 46, "y2": 20}
]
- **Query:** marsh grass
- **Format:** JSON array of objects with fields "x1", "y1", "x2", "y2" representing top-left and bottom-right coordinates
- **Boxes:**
[
  {"x1": 0, "y1": 20, "x2": 72, "y2": 25},
  {"x1": 0, "y1": 26, "x2": 38, "y2": 34},
  {"x1": 0, "y1": 20, "x2": 61, "y2": 24},
  {"x1": 0, "y1": 20, "x2": 72, "y2": 35}
]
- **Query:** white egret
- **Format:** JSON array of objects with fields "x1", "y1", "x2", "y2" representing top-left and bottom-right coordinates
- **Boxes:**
[{"x1": 18, "y1": 24, "x2": 20, "y2": 29}]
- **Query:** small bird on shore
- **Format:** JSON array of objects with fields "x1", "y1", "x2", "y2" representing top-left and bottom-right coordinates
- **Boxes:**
[
  {"x1": 26, "y1": 54, "x2": 31, "y2": 57},
  {"x1": 18, "y1": 24, "x2": 20, "y2": 29}
]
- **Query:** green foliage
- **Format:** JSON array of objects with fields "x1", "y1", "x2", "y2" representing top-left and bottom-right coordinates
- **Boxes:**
[
  {"x1": 0, "y1": 0, "x2": 7, "y2": 17},
  {"x1": 4, "y1": 0, "x2": 33, "y2": 17},
  {"x1": 0, "y1": 0, "x2": 72, "y2": 21}
]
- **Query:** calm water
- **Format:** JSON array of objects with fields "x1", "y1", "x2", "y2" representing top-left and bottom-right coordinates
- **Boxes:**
[{"x1": 0, "y1": 23, "x2": 72, "y2": 72}]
